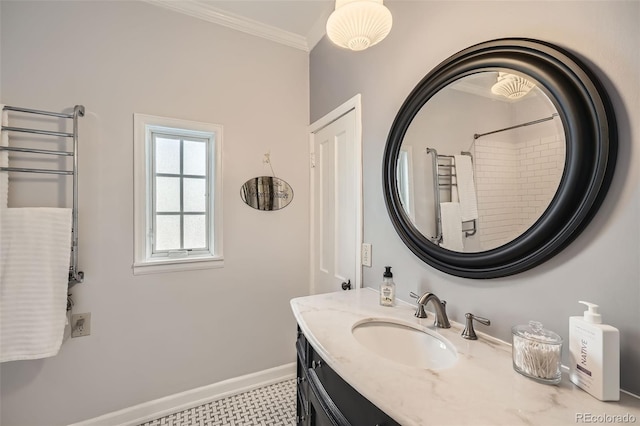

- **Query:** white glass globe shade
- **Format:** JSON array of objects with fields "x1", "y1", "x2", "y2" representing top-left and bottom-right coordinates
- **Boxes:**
[
  {"x1": 326, "y1": 0, "x2": 392, "y2": 51},
  {"x1": 491, "y1": 72, "x2": 536, "y2": 99}
]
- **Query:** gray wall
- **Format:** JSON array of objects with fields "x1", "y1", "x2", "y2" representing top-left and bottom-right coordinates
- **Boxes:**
[
  {"x1": 0, "y1": 2, "x2": 309, "y2": 425},
  {"x1": 311, "y1": 1, "x2": 640, "y2": 394}
]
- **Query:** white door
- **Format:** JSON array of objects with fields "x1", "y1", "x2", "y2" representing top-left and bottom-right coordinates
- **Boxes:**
[{"x1": 310, "y1": 96, "x2": 362, "y2": 294}]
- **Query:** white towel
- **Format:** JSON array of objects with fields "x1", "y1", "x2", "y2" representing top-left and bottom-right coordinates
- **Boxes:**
[
  {"x1": 1, "y1": 207, "x2": 72, "y2": 362},
  {"x1": 440, "y1": 202, "x2": 464, "y2": 251},
  {"x1": 1, "y1": 104, "x2": 8, "y2": 208},
  {"x1": 454, "y1": 155, "x2": 478, "y2": 221}
]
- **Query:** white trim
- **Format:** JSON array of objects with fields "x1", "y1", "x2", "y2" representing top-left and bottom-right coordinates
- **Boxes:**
[
  {"x1": 68, "y1": 363, "x2": 296, "y2": 426},
  {"x1": 398, "y1": 146, "x2": 416, "y2": 223},
  {"x1": 308, "y1": 94, "x2": 363, "y2": 294},
  {"x1": 143, "y1": 0, "x2": 312, "y2": 52},
  {"x1": 310, "y1": 94, "x2": 362, "y2": 134},
  {"x1": 133, "y1": 256, "x2": 224, "y2": 275}
]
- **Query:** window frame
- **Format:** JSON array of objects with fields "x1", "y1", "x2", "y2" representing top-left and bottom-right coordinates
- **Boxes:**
[
  {"x1": 150, "y1": 131, "x2": 209, "y2": 256},
  {"x1": 133, "y1": 114, "x2": 223, "y2": 275}
]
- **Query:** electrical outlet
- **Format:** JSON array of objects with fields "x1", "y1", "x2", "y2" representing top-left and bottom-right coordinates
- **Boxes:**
[
  {"x1": 361, "y1": 243, "x2": 372, "y2": 267},
  {"x1": 71, "y1": 313, "x2": 91, "y2": 338}
]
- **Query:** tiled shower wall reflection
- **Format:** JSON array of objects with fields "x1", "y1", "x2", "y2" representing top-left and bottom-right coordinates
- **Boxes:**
[{"x1": 474, "y1": 135, "x2": 564, "y2": 250}]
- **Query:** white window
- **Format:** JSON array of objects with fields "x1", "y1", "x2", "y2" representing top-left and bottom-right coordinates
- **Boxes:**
[{"x1": 133, "y1": 114, "x2": 223, "y2": 274}]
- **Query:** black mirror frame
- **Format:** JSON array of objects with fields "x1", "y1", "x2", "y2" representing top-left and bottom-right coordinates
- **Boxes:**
[{"x1": 383, "y1": 38, "x2": 617, "y2": 279}]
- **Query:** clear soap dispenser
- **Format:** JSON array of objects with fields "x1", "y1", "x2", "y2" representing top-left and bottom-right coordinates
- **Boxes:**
[{"x1": 380, "y1": 266, "x2": 396, "y2": 307}]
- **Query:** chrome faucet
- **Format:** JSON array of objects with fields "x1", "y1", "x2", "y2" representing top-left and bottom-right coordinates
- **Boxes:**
[{"x1": 410, "y1": 292, "x2": 451, "y2": 328}]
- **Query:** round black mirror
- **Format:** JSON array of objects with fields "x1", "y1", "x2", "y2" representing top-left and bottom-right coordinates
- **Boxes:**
[{"x1": 383, "y1": 38, "x2": 616, "y2": 278}]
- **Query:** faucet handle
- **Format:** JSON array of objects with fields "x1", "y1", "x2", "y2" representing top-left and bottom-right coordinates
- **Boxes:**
[
  {"x1": 415, "y1": 304, "x2": 427, "y2": 318},
  {"x1": 409, "y1": 292, "x2": 428, "y2": 318},
  {"x1": 461, "y1": 313, "x2": 491, "y2": 340}
]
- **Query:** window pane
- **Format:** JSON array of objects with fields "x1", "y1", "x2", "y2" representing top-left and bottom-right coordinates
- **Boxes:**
[
  {"x1": 156, "y1": 215, "x2": 181, "y2": 251},
  {"x1": 155, "y1": 137, "x2": 181, "y2": 174},
  {"x1": 184, "y1": 140, "x2": 207, "y2": 176},
  {"x1": 184, "y1": 215, "x2": 206, "y2": 249},
  {"x1": 183, "y1": 178, "x2": 206, "y2": 212},
  {"x1": 156, "y1": 176, "x2": 181, "y2": 212}
]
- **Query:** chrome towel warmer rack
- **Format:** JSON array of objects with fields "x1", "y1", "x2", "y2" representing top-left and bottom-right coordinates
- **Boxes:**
[
  {"x1": 1, "y1": 104, "x2": 85, "y2": 285},
  {"x1": 426, "y1": 148, "x2": 477, "y2": 246}
]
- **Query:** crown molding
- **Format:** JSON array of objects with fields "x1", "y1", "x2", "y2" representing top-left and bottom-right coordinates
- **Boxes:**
[{"x1": 144, "y1": 0, "x2": 313, "y2": 52}]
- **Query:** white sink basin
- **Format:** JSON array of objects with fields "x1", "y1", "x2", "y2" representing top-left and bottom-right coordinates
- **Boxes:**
[{"x1": 352, "y1": 319, "x2": 457, "y2": 370}]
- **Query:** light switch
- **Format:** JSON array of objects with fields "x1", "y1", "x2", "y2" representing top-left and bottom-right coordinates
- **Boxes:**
[{"x1": 361, "y1": 243, "x2": 372, "y2": 267}]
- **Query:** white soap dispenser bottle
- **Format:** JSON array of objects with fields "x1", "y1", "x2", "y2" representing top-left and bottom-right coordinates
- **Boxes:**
[
  {"x1": 569, "y1": 301, "x2": 620, "y2": 401},
  {"x1": 379, "y1": 266, "x2": 395, "y2": 307}
]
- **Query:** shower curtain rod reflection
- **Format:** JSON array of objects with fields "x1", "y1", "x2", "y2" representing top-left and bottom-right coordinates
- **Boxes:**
[{"x1": 473, "y1": 113, "x2": 559, "y2": 140}]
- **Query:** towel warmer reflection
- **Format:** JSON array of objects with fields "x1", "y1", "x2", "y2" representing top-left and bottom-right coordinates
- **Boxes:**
[
  {"x1": 1, "y1": 105, "x2": 85, "y2": 285},
  {"x1": 426, "y1": 148, "x2": 477, "y2": 246}
]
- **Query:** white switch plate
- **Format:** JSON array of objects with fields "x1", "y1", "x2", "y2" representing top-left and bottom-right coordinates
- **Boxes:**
[{"x1": 361, "y1": 243, "x2": 372, "y2": 267}]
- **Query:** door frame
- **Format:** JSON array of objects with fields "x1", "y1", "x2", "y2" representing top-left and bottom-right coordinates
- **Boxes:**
[{"x1": 308, "y1": 94, "x2": 363, "y2": 294}]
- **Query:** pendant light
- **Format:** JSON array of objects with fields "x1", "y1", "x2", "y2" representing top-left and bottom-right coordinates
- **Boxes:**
[
  {"x1": 326, "y1": 0, "x2": 392, "y2": 51},
  {"x1": 491, "y1": 72, "x2": 536, "y2": 100}
]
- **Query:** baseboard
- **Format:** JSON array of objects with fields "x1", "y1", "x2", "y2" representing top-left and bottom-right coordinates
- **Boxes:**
[{"x1": 68, "y1": 363, "x2": 296, "y2": 426}]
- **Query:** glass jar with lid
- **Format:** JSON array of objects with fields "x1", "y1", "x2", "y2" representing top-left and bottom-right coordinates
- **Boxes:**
[{"x1": 512, "y1": 321, "x2": 563, "y2": 384}]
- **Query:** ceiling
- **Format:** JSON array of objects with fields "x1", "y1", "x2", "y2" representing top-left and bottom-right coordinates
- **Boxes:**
[{"x1": 145, "y1": 0, "x2": 335, "y2": 52}]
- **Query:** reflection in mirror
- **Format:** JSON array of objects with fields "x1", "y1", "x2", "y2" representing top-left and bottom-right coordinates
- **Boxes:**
[
  {"x1": 241, "y1": 176, "x2": 293, "y2": 211},
  {"x1": 397, "y1": 147, "x2": 415, "y2": 223},
  {"x1": 399, "y1": 70, "x2": 565, "y2": 252}
]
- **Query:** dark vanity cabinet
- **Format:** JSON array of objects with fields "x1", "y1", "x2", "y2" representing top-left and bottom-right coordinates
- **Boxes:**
[{"x1": 296, "y1": 327, "x2": 400, "y2": 426}]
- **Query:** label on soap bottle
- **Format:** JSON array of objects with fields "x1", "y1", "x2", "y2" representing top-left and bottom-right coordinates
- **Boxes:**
[
  {"x1": 380, "y1": 283, "x2": 395, "y2": 306},
  {"x1": 570, "y1": 322, "x2": 600, "y2": 391}
]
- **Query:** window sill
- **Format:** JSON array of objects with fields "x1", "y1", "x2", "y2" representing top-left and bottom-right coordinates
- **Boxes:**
[{"x1": 133, "y1": 256, "x2": 224, "y2": 275}]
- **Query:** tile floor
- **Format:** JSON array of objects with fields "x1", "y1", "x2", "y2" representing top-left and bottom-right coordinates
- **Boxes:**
[{"x1": 139, "y1": 378, "x2": 296, "y2": 426}]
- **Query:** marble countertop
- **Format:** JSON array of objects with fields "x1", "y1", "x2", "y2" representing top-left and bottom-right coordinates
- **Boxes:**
[{"x1": 290, "y1": 288, "x2": 640, "y2": 425}]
